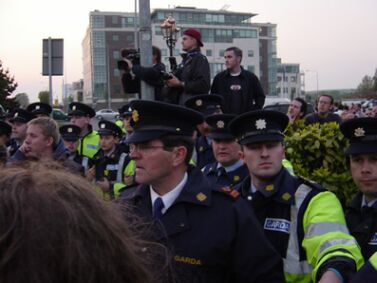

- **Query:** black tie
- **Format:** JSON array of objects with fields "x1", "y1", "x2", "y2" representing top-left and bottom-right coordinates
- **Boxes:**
[
  {"x1": 217, "y1": 167, "x2": 227, "y2": 177},
  {"x1": 153, "y1": 197, "x2": 164, "y2": 219}
]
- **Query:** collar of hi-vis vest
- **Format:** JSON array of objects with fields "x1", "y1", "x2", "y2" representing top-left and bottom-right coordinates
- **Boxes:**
[{"x1": 255, "y1": 168, "x2": 299, "y2": 205}]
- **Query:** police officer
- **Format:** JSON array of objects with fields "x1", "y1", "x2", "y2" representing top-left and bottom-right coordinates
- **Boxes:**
[
  {"x1": 87, "y1": 120, "x2": 135, "y2": 199},
  {"x1": 0, "y1": 120, "x2": 12, "y2": 165},
  {"x1": 201, "y1": 114, "x2": 248, "y2": 188},
  {"x1": 341, "y1": 117, "x2": 377, "y2": 260},
  {"x1": 229, "y1": 110, "x2": 363, "y2": 283},
  {"x1": 26, "y1": 102, "x2": 52, "y2": 117},
  {"x1": 59, "y1": 124, "x2": 93, "y2": 174},
  {"x1": 120, "y1": 100, "x2": 284, "y2": 283},
  {"x1": 118, "y1": 103, "x2": 134, "y2": 152},
  {"x1": 350, "y1": 252, "x2": 377, "y2": 283},
  {"x1": 68, "y1": 102, "x2": 99, "y2": 158},
  {"x1": 184, "y1": 94, "x2": 223, "y2": 169},
  {"x1": 8, "y1": 108, "x2": 36, "y2": 156}
]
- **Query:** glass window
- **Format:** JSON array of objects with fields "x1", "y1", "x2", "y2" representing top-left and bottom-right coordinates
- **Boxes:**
[
  {"x1": 126, "y1": 34, "x2": 134, "y2": 43},
  {"x1": 219, "y1": 50, "x2": 225, "y2": 57},
  {"x1": 248, "y1": 50, "x2": 254, "y2": 57},
  {"x1": 161, "y1": 49, "x2": 168, "y2": 56},
  {"x1": 91, "y1": 15, "x2": 104, "y2": 28},
  {"x1": 206, "y1": 49, "x2": 212, "y2": 57},
  {"x1": 112, "y1": 16, "x2": 118, "y2": 24},
  {"x1": 93, "y1": 31, "x2": 105, "y2": 47},
  {"x1": 173, "y1": 49, "x2": 180, "y2": 56},
  {"x1": 113, "y1": 50, "x2": 120, "y2": 60},
  {"x1": 205, "y1": 14, "x2": 212, "y2": 23},
  {"x1": 291, "y1": 76, "x2": 297, "y2": 82},
  {"x1": 113, "y1": 84, "x2": 122, "y2": 95},
  {"x1": 113, "y1": 68, "x2": 120, "y2": 77},
  {"x1": 157, "y1": 12, "x2": 165, "y2": 20},
  {"x1": 155, "y1": 26, "x2": 163, "y2": 36},
  {"x1": 112, "y1": 35, "x2": 119, "y2": 42},
  {"x1": 247, "y1": 65, "x2": 255, "y2": 73},
  {"x1": 277, "y1": 87, "x2": 281, "y2": 94},
  {"x1": 277, "y1": 76, "x2": 282, "y2": 82}
]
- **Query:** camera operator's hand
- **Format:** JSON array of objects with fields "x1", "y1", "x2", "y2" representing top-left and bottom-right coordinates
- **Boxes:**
[
  {"x1": 123, "y1": 58, "x2": 133, "y2": 70},
  {"x1": 166, "y1": 74, "x2": 185, "y2": 88}
]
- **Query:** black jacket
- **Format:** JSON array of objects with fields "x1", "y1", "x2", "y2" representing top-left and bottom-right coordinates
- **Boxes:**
[
  {"x1": 120, "y1": 167, "x2": 284, "y2": 283},
  {"x1": 346, "y1": 192, "x2": 377, "y2": 260},
  {"x1": 165, "y1": 49, "x2": 210, "y2": 105},
  {"x1": 211, "y1": 68, "x2": 265, "y2": 114}
]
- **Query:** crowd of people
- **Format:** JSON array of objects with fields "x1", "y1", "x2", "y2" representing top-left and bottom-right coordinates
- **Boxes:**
[{"x1": 0, "y1": 27, "x2": 377, "y2": 282}]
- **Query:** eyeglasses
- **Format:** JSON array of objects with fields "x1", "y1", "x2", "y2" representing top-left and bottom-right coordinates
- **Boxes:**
[{"x1": 129, "y1": 143, "x2": 166, "y2": 154}]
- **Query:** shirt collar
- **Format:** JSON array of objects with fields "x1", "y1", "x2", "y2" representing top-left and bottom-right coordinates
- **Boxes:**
[
  {"x1": 150, "y1": 172, "x2": 188, "y2": 214},
  {"x1": 361, "y1": 195, "x2": 377, "y2": 208},
  {"x1": 217, "y1": 159, "x2": 244, "y2": 172}
]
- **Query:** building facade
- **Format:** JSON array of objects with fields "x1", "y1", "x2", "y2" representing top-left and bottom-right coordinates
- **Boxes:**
[
  {"x1": 82, "y1": 7, "x2": 279, "y2": 109},
  {"x1": 276, "y1": 60, "x2": 303, "y2": 99}
]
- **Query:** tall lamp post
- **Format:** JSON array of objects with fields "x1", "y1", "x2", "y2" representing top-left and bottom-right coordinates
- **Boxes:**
[{"x1": 160, "y1": 16, "x2": 180, "y2": 72}]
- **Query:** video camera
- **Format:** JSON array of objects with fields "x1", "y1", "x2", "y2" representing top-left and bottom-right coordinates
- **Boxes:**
[{"x1": 117, "y1": 48, "x2": 140, "y2": 72}]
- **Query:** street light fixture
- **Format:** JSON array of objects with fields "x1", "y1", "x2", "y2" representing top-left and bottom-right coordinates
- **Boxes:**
[{"x1": 160, "y1": 15, "x2": 180, "y2": 71}]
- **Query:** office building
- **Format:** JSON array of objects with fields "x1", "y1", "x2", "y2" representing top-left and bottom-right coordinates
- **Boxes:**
[{"x1": 82, "y1": 7, "x2": 279, "y2": 108}]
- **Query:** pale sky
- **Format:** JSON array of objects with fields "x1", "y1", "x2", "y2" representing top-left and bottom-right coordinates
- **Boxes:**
[{"x1": 1, "y1": 0, "x2": 376, "y2": 103}]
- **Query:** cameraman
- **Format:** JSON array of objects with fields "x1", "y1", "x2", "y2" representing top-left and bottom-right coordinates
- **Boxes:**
[
  {"x1": 120, "y1": 46, "x2": 166, "y2": 101},
  {"x1": 165, "y1": 28, "x2": 210, "y2": 105}
]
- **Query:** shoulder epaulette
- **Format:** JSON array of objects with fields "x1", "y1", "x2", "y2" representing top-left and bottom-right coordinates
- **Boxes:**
[{"x1": 219, "y1": 186, "x2": 240, "y2": 199}]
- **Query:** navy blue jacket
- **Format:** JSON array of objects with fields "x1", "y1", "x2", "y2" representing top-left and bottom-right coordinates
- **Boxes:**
[
  {"x1": 350, "y1": 260, "x2": 377, "y2": 283},
  {"x1": 195, "y1": 136, "x2": 215, "y2": 169},
  {"x1": 121, "y1": 167, "x2": 284, "y2": 283},
  {"x1": 346, "y1": 192, "x2": 377, "y2": 260},
  {"x1": 202, "y1": 161, "x2": 249, "y2": 188}
]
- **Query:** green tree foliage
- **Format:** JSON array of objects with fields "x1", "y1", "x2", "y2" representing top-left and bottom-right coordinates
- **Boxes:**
[
  {"x1": 285, "y1": 120, "x2": 357, "y2": 205},
  {"x1": 0, "y1": 60, "x2": 19, "y2": 109},
  {"x1": 38, "y1": 90, "x2": 50, "y2": 104}
]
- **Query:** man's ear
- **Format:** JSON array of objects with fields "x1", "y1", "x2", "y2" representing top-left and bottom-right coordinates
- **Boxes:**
[
  {"x1": 46, "y1": 136, "x2": 54, "y2": 147},
  {"x1": 172, "y1": 145, "x2": 187, "y2": 167}
]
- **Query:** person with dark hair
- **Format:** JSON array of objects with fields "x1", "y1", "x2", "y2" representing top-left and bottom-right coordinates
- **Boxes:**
[
  {"x1": 0, "y1": 161, "x2": 154, "y2": 283},
  {"x1": 121, "y1": 46, "x2": 166, "y2": 101},
  {"x1": 68, "y1": 102, "x2": 99, "y2": 158},
  {"x1": 229, "y1": 110, "x2": 363, "y2": 283},
  {"x1": 341, "y1": 117, "x2": 377, "y2": 260},
  {"x1": 210, "y1": 46, "x2": 265, "y2": 114},
  {"x1": 287, "y1": 97, "x2": 308, "y2": 123},
  {"x1": 86, "y1": 120, "x2": 135, "y2": 199},
  {"x1": 304, "y1": 94, "x2": 342, "y2": 125},
  {"x1": 165, "y1": 28, "x2": 211, "y2": 105},
  {"x1": 184, "y1": 94, "x2": 223, "y2": 168},
  {"x1": 120, "y1": 100, "x2": 285, "y2": 283},
  {"x1": 60, "y1": 124, "x2": 93, "y2": 174},
  {"x1": 8, "y1": 108, "x2": 36, "y2": 156},
  {"x1": 26, "y1": 102, "x2": 52, "y2": 117}
]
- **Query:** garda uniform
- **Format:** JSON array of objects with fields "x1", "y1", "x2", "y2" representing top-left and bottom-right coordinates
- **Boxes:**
[
  {"x1": 341, "y1": 117, "x2": 377, "y2": 260},
  {"x1": 229, "y1": 110, "x2": 363, "y2": 283},
  {"x1": 68, "y1": 102, "x2": 99, "y2": 158},
  {"x1": 8, "y1": 109, "x2": 36, "y2": 156},
  {"x1": 184, "y1": 94, "x2": 223, "y2": 169},
  {"x1": 93, "y1": 120, "x2": 135, "y2": 199},
  {"x1": 118, "y1": 103, "x2": 133, "y2": 153},
  {"x1": 201, "y1": 114, "x2": 248, "y2": 188},
  {"x1": 26, "y1": 102, "x2": 52, "y2": 116},
  {"x1": 350, "y1": 252, "x2": 377, "y2": 283},
  {"x1": 121, "y1": 100, "x2": 284, "y2": 283},
  {"x1": 59, "y1": 124, "x2": 93, "y2": 174}
]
